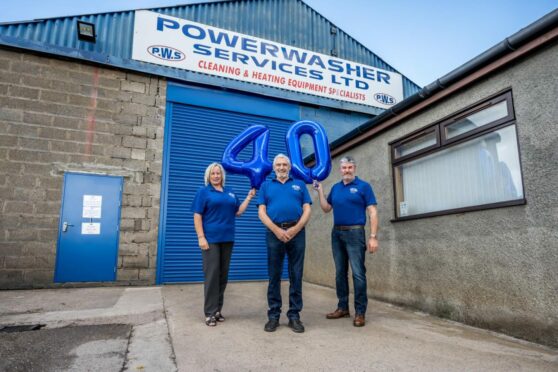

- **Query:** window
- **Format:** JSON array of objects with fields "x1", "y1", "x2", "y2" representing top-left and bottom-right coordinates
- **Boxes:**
[
  {"x1": 393, "y1": 127, "x2": 439, "y2": 160},
  {"x1": 390, "y1": 90, "x2": 525, "y2": 220},
  {"x1": 444, "y1": 100, "x2": 508, "y2": 140}
]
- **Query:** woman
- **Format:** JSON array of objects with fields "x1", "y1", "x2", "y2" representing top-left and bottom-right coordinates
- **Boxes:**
[{"x1": 192, "y1": 162, "x2": 256, "y2": 326}]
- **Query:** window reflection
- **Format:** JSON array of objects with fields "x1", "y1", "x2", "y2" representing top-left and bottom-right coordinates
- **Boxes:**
[
  {"x1": 395, "y1": 125, "x2": 523, "y2": 217},
  {"x1": 446, "y1": 101, "x2": 508, "y2": 139},
  {"x1": 394, "y1": 130, "x2": 437, "y2": 158}
]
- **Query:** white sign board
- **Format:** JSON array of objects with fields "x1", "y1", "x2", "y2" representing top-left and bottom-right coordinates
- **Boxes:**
[
  {"x1": 132, "y1": 10, "x2": 403, "y2": 109},
  {"x1": 81, "y1": 222, "x2": 101, "y2": 235},
  {"x1": 399, "y1": 201, "x2": 408, "y2": 217},
  {"x1": 83, "y1": 195, "x2": 102, "y2": 218}
]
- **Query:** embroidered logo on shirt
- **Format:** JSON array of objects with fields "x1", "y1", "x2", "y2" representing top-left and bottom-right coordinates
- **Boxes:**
[
  {"x1": 350, "y1": 187, "x2": 358, "y2": 194},
  {"x1": 292, "y1": 185, "x2": 301, "y2": 191},
  {"x1": 228, "y1": 192, "x2": 235, "y2": 198}
]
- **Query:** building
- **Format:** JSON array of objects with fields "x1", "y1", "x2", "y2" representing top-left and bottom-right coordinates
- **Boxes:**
[
  {"x1": 2, "y1": 0, "x2": 555, "y2": 348},
  {"x1": 0, "y1": 0, "x2": 420, "y2": 287},
  {"x1": 305, "y1": 9, "x2": 558, "y2": 347}
]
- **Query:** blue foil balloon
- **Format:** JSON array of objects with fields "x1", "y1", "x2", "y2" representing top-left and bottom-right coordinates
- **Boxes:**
[
  {"x1": 286, "y1": 120, "x2": 332, "y2": 183},
  {"x1": 222, "y1": 125, "x2": 273, "y2": 189}
]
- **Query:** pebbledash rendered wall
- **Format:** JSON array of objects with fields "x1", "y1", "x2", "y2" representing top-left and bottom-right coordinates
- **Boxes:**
[
  {"x1": 0, "y1": 48, "x2": 166, "y2": 288},
  {"x1": 305, "y1": 40, "x2": 558, "y2": 346}
]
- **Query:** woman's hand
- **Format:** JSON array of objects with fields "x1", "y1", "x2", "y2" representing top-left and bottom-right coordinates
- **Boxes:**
[
  {"x1": 198, "y1": 236, "x2": 209, "y2": 250},
  {"x1": 237, "y1": 188, "x2": 257, "y2": 216}
]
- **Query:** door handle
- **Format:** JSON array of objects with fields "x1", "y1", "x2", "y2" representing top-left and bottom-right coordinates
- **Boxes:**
[{"x1": 62, "y1": 221, "x2": 74, "y2": 232}]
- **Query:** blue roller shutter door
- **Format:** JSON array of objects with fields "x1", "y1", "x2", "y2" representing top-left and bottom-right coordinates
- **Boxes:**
[{"x1": 157, "y1": 86, "x2": 299, "y2": 283}]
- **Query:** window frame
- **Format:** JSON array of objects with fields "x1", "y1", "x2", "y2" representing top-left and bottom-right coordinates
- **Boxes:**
[
  {"x1": 440, "y1": 90, "x2": 514, "y2": 146},
  {"x1": 389, "y1": 89, "x2": 526, "y2": 222},
  {"x1": 391, "y1": 126, "x2": 440, "y2": 163}
]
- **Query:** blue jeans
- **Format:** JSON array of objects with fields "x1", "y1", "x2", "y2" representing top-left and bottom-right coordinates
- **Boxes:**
[
  {"x1": 266, "y1": 229, "x2": 305, "y2": 320},
  {"x1": 331, "y1": 228, "x2": 367, "y2": 315}
]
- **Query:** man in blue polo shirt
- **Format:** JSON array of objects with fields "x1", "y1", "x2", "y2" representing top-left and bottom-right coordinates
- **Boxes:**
[
  {"x1": 315, "y1": 156, "x2": 378, "y2": 327},
  {"x1": 258, "y1": 153, "x2": 312, "y2": 333}
]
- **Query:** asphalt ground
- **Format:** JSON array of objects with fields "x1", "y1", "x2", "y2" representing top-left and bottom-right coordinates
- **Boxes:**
[{"x1": 0, "y1": 324, "x2": 131, "y2": 372}]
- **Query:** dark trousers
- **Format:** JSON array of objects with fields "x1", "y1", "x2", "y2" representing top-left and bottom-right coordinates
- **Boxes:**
[
  {"x1": 202, "y1": 242, "x2": 233, "y2": 317},
  {"x1": 331, "y1": 228, "x2": 368, "y2": 315},
  {"x1": 266, "y1": 229, "x2": 306, "y2": 320}
]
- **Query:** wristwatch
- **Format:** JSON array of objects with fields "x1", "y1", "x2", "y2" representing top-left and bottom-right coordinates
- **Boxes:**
[{"x1": 370, "y1": 233, "x2": 377, "y2": 239}]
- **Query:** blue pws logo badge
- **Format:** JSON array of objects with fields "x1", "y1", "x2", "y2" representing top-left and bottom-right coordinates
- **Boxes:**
[
  {"x1": 292, "y1": 185, "x2": 301, "y2": 191},
  {"x1": 147, "y1": 45, "x2": 185, "y2": 61},
  {"x1": 374, "y1": 93, "x2": 396, "y2": 105}
]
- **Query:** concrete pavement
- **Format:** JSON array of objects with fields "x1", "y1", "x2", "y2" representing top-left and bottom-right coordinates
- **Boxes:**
[{"x1": 1, "y1": 282, "x2": 557, "y2": 371}]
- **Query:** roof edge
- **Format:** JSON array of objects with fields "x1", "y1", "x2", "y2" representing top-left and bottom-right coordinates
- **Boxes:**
[
  {"x1": 315, "y1": 8, "x2": 558, "y2": 161},
  {"x1": 0, "y1": 1, "x2": 229, "y2": 25}
]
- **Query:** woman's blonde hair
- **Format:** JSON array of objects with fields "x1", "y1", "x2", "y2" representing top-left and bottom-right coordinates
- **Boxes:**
[{"x1": 204, "y1": 162, "x2": 226, "y2": 186}]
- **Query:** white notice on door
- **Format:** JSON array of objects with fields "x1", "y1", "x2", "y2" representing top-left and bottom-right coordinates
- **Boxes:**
[
  {"x1": 82, "y1": 222, "x2": 101, "y2": 235},
  {"x1": 83, "y1": 195, "x2": 102, "y2": 218},
  {"x1": 82, "y1": 206, "x2": 101, "y2": 218}
]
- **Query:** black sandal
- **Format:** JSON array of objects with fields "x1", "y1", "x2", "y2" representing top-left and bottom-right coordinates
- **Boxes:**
[{"x1": 205, "y1": 316, "x2": 217, "y2": 326}]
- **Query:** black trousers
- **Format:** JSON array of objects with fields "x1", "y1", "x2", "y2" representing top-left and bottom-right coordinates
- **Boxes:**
[{"x1": 202, "y1": 242, "x2": 233, "y2": 317}]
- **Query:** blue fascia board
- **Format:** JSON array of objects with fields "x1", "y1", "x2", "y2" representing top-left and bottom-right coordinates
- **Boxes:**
[
  {"x1": 0, "y1": 34, "x2": 384, "y2": 116},
  {"x1": 167, "y1": 82, "x2": 300, "y2": 121}
]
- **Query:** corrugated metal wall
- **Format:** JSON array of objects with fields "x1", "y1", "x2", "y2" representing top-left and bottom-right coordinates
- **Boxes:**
[
  {"x1": 0, "y1": 12, "x2": 135, "y2": 57},
  {"x1": 0, "y1": 0, "x2": 421, "y2": 114}
]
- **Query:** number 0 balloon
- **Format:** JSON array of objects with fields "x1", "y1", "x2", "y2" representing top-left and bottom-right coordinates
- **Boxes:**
[{"x1": 286, "y1": 120, "x2": 332, "y2": 184}]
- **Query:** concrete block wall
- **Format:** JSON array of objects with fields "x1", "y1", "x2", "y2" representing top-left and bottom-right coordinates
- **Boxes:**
[
  {"x1": 305, "y1": 41, "x2": 558, "y2": 347},
  {"x1": 0, "y1": 48, "x2": 166, "y2": 288}
]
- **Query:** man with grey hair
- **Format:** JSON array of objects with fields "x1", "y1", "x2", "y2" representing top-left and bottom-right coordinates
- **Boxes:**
[
  {"x1": 314, "y1": 155, "x2": 378, "y2": 327},
  {"x1": 258, "y1": 154, "x2": 312, "y2": 333}
]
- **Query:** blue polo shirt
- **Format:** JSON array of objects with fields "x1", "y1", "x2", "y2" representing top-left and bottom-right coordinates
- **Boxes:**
[
  {"x1": 257, "y1": 177, "x2": 312, "y2": 223},
  {"x1": 327, "y1": 177, "x2": 377, "y2": 226},
  {"x1": 191, "y1": 185, "x2": 240, "y2": 243}
]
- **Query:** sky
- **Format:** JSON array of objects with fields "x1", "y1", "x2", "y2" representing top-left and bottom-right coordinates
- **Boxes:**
[{"x1": 0, "y1": 0, "x2": 556, "y2": 87}]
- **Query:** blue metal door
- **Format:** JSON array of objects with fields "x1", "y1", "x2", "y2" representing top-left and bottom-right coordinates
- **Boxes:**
[
  {"x1": 157, "y1": 83, "x2": 300, "y2": 283},
  {"x1": 54, "y1": 173, "x2": 123, "y2": 282}
]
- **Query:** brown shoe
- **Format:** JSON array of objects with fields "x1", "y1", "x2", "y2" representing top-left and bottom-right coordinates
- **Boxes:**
[
  {"x1": 353, "y1": 314, "x2": 365, "y2": 327},
  {"x1": 326, "y1": 308, "x2": 350, "y2": 319}
]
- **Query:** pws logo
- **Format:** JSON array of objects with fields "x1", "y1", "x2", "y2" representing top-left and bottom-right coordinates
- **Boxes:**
[
  {"x1": 147, "y1": 45, "x2": 185, "y2": 61},
  {"x1": 292, "y1": 185, "x2": 301, "y2": 191},
  {"x1": 374, "y1": 93, "x2": 396, "y2": 105}
]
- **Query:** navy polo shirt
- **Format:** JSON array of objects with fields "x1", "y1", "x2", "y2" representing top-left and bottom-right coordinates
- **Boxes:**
[
  {"x1": 327, "y1": 177, "x2": 377, "y2": 226},
  {"x1": 257, "y1": 177, "x2": 312, "y2": 223},
  {"x1": 191, "y1": 185, "x2": 240, "y2": 243}
]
